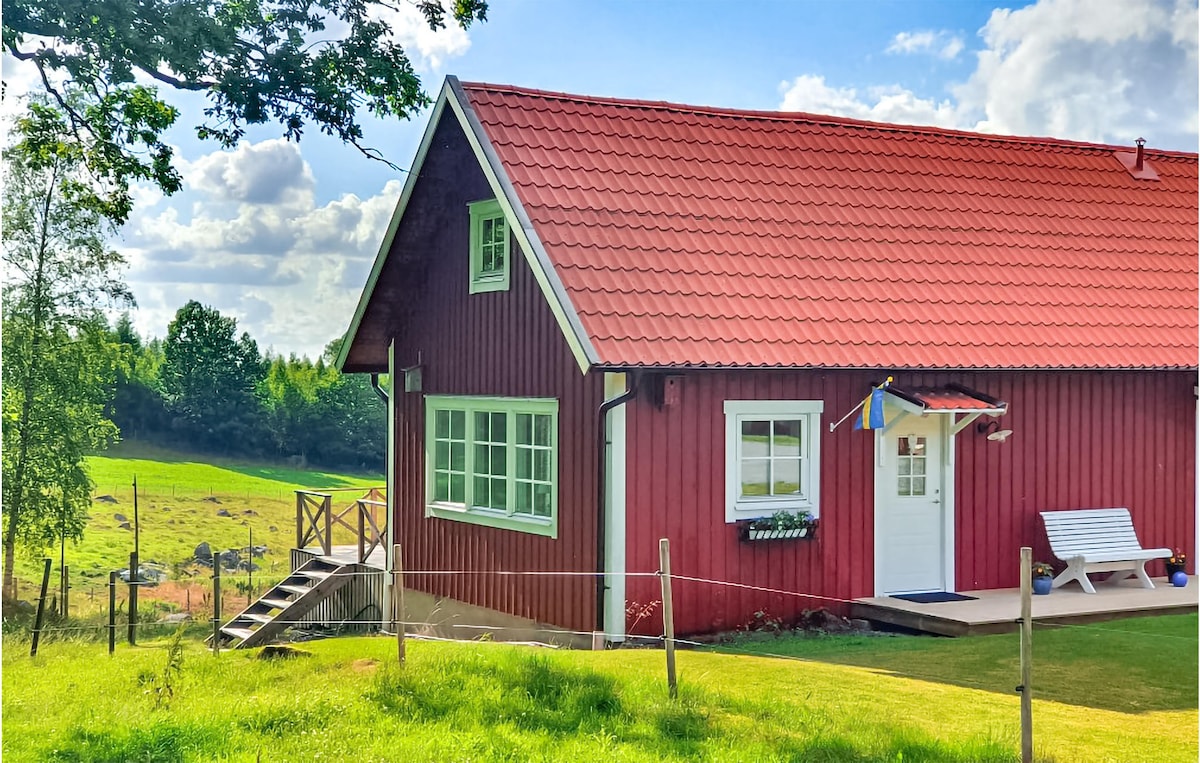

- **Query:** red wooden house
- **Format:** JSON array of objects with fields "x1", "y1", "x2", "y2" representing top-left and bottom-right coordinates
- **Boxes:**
[{"x1": 337, "y1": 77, "x2": 1198, "y2": 640}]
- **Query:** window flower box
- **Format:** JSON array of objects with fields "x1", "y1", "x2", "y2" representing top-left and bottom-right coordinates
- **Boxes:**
[{"x1": 739, "y1": 511, "x2": 816, "y2": 542}]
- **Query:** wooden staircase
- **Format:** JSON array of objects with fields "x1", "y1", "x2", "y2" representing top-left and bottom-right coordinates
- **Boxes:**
[{"x1": 216, "y1": 557, "x2": 354, "y2": 649}]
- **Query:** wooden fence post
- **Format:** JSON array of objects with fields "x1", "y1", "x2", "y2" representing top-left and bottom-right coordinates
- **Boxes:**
[
  {"x1": 127, "y1": 551, "x2": 138, "y2": 645},
  {"x1": 30, "y1": 558, "x2": 52, "y2": 657},
  {"x1": 392, "y1": 543, "x2": 405, "y2": 666},
  {"x1": 658, "y1": 538, "x2": 677, "y2": 699},
  {"x1": 108, "y1": 571, "x2": 117, "y2": 655},
  {"x1": 323, "y1": 495, "x2": 332, "y2": 555},
  {"x1": 1019, "y1": 546, "x2": 1033, "y2": 763},
  {"x1": 247, "y1": 527, "x2": 254, "y2": 605},
  {"x1": 295, "y1": 493, "x2": 304, "y2": 551},
  {"x1": 61, "y1": 564, "x2": 69, "y2": 618},
  {"x1": 212, "y1": 557, "x2": 222, "y2": 656}
]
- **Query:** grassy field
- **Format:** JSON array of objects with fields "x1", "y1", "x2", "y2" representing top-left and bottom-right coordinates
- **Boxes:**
[
  {"x1": 9, "y1": 442, "x2": 382, "y2": 605},
  {"x1": 2, "y1": 614, "x2": 1195, "y2": 763}
]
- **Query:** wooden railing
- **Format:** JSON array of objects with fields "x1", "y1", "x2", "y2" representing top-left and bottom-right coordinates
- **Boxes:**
[{"x1": 295, "y1": 487, "x2": 386, "y2": 563}]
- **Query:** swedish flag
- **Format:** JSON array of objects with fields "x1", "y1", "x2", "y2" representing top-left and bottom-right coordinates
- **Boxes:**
[{"x1": 854, "y1": 381, "x2": 890, "y2": 430}]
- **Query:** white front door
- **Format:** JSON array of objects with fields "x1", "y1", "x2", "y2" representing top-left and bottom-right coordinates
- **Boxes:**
[{"x1": 876, "y1": 415, "x2": 946, "y2": 594}]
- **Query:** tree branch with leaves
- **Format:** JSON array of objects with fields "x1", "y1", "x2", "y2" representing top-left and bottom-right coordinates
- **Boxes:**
[{"x1": 3, "y1": 0, "x2": 488, "y2": 214}]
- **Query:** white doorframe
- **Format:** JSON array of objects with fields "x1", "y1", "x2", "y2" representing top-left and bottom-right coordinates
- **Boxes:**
[{"x1": 872, "y1": 409, "x2": 956, "y2": 596}]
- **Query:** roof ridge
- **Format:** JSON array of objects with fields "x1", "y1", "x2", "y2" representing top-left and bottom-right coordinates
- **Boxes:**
[{"x1": 460, "y1": 80, "x2": 1199, "y2": 160}]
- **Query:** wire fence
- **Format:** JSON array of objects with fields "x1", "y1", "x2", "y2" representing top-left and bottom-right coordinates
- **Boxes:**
[{"x1": 10, "y1": 564, "x2": 1193, "y2": 649}]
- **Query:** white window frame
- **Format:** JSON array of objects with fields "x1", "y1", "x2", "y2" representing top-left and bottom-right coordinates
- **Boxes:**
[
  {"x1": 723, "y1": 400, "x2": 823, "y2": 523},
  {"x1": 468, "y1": 198, "x2": 511, "y2": 294},
  {"x1": 425, "y1": 395, "x2": 558, "y2": 537}
]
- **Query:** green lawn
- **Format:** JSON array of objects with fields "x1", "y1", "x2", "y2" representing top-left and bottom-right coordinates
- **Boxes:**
[
  {"x1": 2, "y1": 615, "x2": 1195, "y2": 762},
  {"x1": 9, "y1": 442, "x2": 383, "y2": 600}
]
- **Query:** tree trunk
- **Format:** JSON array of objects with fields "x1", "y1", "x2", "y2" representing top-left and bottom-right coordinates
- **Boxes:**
[{"x1": 3, "y1": 162, "x2": 56, "y2": 600}]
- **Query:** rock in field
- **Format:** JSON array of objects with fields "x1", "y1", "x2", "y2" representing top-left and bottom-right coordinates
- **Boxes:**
[
  {"x1": 193, "y1": 542, "x2": 213, "y2": 562},
  {"x1": 113, "y1": 513, "x2": 127, "y2": 522},
  {"x1": 118, "y1": 521, "x2": 132, "y2": 531},
  {"x1": 94, "y1": 495, "x2": 118, "y2": 504},
  {"x1": 216, "y1": 509, "x2": 231, "y2": 517}
]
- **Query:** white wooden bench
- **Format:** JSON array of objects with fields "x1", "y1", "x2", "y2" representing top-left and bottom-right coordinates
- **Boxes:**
[{"x1": 1040, "y1": 508, "x2": 1171, "y2": 594}]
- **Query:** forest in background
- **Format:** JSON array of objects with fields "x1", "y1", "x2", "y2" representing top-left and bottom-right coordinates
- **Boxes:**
[{"x1": 108, "y1": 301, "x2": 385, "y2": 473}]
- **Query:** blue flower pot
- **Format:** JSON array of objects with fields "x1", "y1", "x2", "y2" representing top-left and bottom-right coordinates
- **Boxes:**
[
  {"x1": 1170, "y1": 571, "x2": 1188, "y2": 588},
  {"x1": 1032, "y1": 576, "x2": 1053, "y2": 595}
]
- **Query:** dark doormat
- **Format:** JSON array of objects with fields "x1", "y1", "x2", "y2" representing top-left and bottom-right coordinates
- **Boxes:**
[{"x1": 890, "y1": 592, "x2": 978, "y2": 604}]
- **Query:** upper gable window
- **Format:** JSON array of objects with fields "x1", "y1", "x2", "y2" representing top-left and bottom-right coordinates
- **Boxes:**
[{"x1": 469, "y1": 199, "x2": 510, "y2": 294}]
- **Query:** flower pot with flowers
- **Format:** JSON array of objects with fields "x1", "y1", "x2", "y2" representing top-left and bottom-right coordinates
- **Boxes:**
[
  {"x1": 1031, "y1": 561, "x2": 1054, "y2": 595},
  {"x1": 1166, "y1": 550, "x2": 1188, "y2": 587},
  {"x1": 740, "y1": 510, "x2": 816, "y2": 542}
]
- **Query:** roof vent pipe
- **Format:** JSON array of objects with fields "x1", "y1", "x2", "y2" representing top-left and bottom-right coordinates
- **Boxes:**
[{"x1": 1135, "y1": 137, "x2": 1145, "y2": 171}]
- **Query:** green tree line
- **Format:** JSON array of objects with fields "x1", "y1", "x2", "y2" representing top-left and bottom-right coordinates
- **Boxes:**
[{"x1": 108, "y1": 303, "x2": 386, "y2": 473}]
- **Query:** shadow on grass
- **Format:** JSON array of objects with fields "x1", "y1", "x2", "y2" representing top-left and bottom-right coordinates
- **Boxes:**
[
  {"x1": 94, "y1": 441, "x2": 382, "y2": 491},
  {"x1": 711, "y1": 613, "x2": 1198, "y2": 714},
  {"x1": 364, "y1": 648, "x2": 1032, "y2": 762},
  {"x1": 223, "y1": 464, "x2": 381, "y2": 490},
  {"x1": 40, "y1": 722, "x2": 225, "y2": 763}
]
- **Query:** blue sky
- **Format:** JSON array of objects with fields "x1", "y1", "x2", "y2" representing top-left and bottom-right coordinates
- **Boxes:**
[{"x1": 8, "y1": 0, "x2": 1195, "y2": 358}]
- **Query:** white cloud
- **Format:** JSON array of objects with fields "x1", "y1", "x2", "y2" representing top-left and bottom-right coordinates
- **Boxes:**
[
  {"x1": 781, "y1": 0, "x2": 1197, "y2": 150},
  {"x1": 779, "y1": 75, "x2": 964, "y2": 128},
  {"x1": 187, "y1": 138, "x2": 315, "y2": 206},
  {"x1": 956, "y1": 0, "x2": 1198, "y2": 147},
  {"x1": 119, "y1": 139, "x2": 402, "y2": 358},
  {"x1": 887, "y1": 30, "x2": 965, "y2": 60},
  {"x1": 369, "y1": 0, "x2": 471, "y2": 73}
]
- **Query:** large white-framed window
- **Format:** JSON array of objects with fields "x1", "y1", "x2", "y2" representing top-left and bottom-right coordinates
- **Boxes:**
[
  {"x1": 468, "y1": 199, "x2": 510, "y2": 294},
  {"x1": 426, "y1": 395, "x2": 557, "y2": 537},
  {"x1": 723, "y1": 400, "x2": 823, "y2": 523}
]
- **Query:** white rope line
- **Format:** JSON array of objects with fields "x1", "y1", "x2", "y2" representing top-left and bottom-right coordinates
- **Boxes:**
[
  {"x1": 1030, "y1": 619, "x2": 1198, "y2": 641},
  {"x1": 165, "y1": 568, "x2": 665, "y2": 581},
  {"x1": 668, "y1": 574, "x2": 862, "y2": 607}
]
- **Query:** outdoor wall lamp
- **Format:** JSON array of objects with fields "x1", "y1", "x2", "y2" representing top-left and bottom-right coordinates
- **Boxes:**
[{"x1": 977, "y1": 419, "x2": 1013, "y2": 442}]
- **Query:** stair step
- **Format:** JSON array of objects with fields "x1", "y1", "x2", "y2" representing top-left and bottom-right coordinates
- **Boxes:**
[
  {"x1": 258, "y1": 597, "x2": 293, "y2": 610},
  {"x1": 278, "y1": 584, "x2": 311, "y2": 596},
  {"x1": 241, "y1": 612, "x2": 274, "y2": 624},
  {"x1": 296, "y1": 570, "x2": 333, "y2": 581},
  {"x1": 221, "y1": 627, "x2": 256, "y2": 641}
]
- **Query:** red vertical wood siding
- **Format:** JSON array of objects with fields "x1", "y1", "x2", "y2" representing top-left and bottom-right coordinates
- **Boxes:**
[
  {"x1": 624, "y1": 370, "x2": 1195, "y2": 636},
  {"x1": 386, "y1": 112, "x2": 602, "y2": 633}
]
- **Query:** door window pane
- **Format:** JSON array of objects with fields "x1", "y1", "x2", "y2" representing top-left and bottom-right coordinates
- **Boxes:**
[{"x1": 897, "y1": 435, "x2": 928, "y2": 497}]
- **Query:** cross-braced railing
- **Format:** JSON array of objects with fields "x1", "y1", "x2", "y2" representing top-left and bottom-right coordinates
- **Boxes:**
[{"x1": 295, "y1": 487, "x2": 386, "y2": 562}]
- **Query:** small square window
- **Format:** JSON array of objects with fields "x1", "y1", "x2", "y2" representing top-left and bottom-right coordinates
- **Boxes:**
[
  {"x1": 469, "y1": 199, "x2": 510, "y2": 294},
  {"x1": 723, "y1": 400, "x2": 823, "y2": 523}
]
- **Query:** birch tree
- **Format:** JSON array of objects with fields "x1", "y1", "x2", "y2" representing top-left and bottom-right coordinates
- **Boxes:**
[{"x1": 1, "y1": 110, "x2": 131, "y2": 599}]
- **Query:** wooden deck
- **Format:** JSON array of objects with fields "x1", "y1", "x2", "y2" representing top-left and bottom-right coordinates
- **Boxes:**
[
  {"x1": 852, "y1": 576, "x2": 1198, "y2": 636},
  {"x1": 301, "y1": 544, "x2": 387, "y2": 570}
]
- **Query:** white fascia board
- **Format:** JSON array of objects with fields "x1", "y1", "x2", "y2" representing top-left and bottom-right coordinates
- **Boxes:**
[
  {"x1": 445, "y1": 76, "x2": 599, "y2": 375},
  {"x1": 335, "y1": 86, "x2": 454, "y2": 372}
]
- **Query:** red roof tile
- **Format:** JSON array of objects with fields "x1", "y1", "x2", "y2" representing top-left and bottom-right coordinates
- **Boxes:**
[{"x1": 463, "y1": 83, "x2": 1199, "y2": 370}]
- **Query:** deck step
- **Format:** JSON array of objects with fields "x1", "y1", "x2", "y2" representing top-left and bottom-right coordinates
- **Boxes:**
[
  {"x1": 221, "y1": 626, "x2": 256, "y2": 641},
  {"x1": 258, "y1": 597, "x2": 293, "y2": 610},
  {"x1": 241, "y1": 612, "x2": 274, "y2": 624},
  {"x1": 296, "y1": 569, "x2": 333, "y2": 581},
  {"x1": 277, "y1": 584, "x2": 311, "y2": 596}
]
